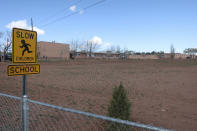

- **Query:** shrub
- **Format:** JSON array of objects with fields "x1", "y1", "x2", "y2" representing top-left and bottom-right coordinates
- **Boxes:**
[{"x1": 107, "y1": 83, "x2": 131, "y2": 131}]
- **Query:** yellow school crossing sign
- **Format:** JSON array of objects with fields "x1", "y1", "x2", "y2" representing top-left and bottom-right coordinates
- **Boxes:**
[
  {"x1": 12, "y1": 28, "x2": 37, "y2": 63},
  {"x1": 7, "y1": 27, "x2": 40, "y2": 76}
]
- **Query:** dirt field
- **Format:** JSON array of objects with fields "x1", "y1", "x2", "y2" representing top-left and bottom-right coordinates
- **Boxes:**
[{"x1": 0, "y1": 59, "x2": 197, "y2": 130}]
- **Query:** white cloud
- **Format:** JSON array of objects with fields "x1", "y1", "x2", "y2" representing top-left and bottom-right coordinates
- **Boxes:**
[
  {"x1": 90, "y1": 36, "x2": 102, "y2": 45},
  {"x1": 79, "y1": 10, "x2": 84, "y2": 14},
  {"x1": 6, "y1": 20, "x2": 27, "y2": 29},
  {"x1": 69, "y1": 5, "x2": 76, "y2": 12},
  {"x1": 6, "y1": 19, "x2": 45, "y2": 35},
  {"x1": 88, "y1": 36, "x2": 113, "y2": 51},
  {"x1": 32, "y1": 27, "x2": 45, "y2": 35},
  {"x1": 105, "y1": 42, "x2": 111, "y2": 48}
]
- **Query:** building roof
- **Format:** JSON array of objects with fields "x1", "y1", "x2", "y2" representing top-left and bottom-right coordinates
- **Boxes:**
[{"x1": 38, "y1": 41, "x2": 69, "y2": 46}]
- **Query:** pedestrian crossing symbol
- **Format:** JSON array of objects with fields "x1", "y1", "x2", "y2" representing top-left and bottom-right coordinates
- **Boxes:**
[{"x1": 12, "y1": 28, "x2": 37, "y2": 63}]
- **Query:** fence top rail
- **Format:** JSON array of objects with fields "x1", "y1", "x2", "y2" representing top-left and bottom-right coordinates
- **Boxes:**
[
  {"x1": 28, "y1": 99, "x2": 174, "y2": 131},
  {"x1": 0, "y1": 92, "x2": 21, "y2": 100},
  {"x1": 0, "y1": 92, "x2": 174, "y2": 131}
]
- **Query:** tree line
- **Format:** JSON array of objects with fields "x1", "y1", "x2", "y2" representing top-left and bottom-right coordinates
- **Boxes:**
[
  {"x1": 183, "y1": 48, "x2": 197, "y2": 55},
  {"x1": 1, "y1": 31, "x2": 197, "y2": 61}
]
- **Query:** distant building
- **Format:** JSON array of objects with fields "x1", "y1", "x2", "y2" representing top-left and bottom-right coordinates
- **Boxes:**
[
  {"x1": 69, "y1": 50, "x2": 195, "y2": 60},
  {"x1": 128, "y1": 54, "x2": 159, "y2": 59},
  {"x1": 163, "y1": 53, "x2": 171, "y2": 59},
  {"x1": 164, "y1": 53, "x2": 191, "y2": 59},
  {"x1": 37, "y1": 41, "x2": 70, "y2": 60},
  {"x1": 94, "y1": 52, "x2": 120, "y2": 59},
  {"x1": 72, "y1": 51, "x2": 121, "y2": 59},
  {"x1": 174, "y1": 53, "x2": 189, "y2": 59}
]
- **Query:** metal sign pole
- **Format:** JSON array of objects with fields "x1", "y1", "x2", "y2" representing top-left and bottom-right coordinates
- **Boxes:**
[
  {"x1": 22, "y1": 75, "x2": 26, "y2": 95},
  {"x1": 22, "y1": 74, "x2": 28, "y2": 131},
  {"x1": 22, "y1": 63, "x2": 29, "y2": 131},
  {"x1": 22, "y1": 18, "x2": 34, "y2": 131}
]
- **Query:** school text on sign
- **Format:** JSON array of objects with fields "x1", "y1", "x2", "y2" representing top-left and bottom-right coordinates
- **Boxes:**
[{"x1": 7, "y1": 64, "x2": 40, "y2": 76}]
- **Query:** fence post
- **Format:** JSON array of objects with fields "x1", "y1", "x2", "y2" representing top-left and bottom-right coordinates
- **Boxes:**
[{"x1": 22, "y1": 95, "x2": 29, "y2": 131}]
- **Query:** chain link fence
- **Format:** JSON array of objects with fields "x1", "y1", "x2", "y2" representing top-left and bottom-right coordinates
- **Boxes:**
[{"x1": 0, "y1": 93, "x2": 173, "y2": 131}]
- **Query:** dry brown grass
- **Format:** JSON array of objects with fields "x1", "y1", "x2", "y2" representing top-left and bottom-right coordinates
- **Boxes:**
[{"x1": 0, "y1": 59, "x2": 197, "y2": 130}]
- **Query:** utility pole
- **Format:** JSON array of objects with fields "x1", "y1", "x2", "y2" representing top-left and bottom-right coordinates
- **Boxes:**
[{"x1": 31, "y1": 18, "x2": 33, "y2": 31}]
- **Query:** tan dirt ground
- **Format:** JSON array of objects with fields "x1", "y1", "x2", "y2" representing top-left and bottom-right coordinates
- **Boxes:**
[{"x1": 0, "y1": 59, "x2": 197, "y2": 130}]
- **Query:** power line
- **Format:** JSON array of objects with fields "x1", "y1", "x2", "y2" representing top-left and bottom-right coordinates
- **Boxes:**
[
  {"x1": 83, "y1": 0, "x2": 105, "y2": 10},
  {"x1": 40, "y1": 0, "x2": 106, "y2": 28},
  {"x1": 36, "y1": 0, "x2": 83, "y2": 25}
]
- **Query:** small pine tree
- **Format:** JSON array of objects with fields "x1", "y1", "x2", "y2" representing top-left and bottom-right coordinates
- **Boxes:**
[{"x1": 107, "y1": 83, "x2": 131, "y2": 130}]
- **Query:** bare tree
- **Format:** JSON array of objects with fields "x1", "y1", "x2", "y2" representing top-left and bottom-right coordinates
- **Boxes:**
[
  {"x1": 184, "y1": 48, "x2": 197, "y2": 55},
  {"x1": 70, "y1": 40, "x2": 80, "y2": 52},
  {"x1": 0, "y1": 32, "x2": 3, "y2": 47},
  {"x1": 70, "y1": 39, "x2": 82, "y2": 58},
  {"x1": 116, "y1": 46, "x2": 120, "y2": 53},
  {"x1": 119, "y1": 48, "x2": 129, "y2": 59},
  {"x1": 110, "y1": 46, "x2": 116, "y2": 53},
  {"x1": 78, "y1": 40, "x2": 87, "y2": 52},
  {"x1": 2, "y1": 31, "x2": 12, "y2": 61},
  {"x1": 85, "y1": 40, "x2": 100, "y2": 57},
  {"x1": 0, "y1": 32, "x2": 3, "y2": 58},
  {"x1": 106, "y1": 45, "x2": 116, "y2": 57},
  {"x1": 170, "y1": 44, "x2": 175, "y2": 59},
  {"x1": 184, "y1": 48, "x2": 197, "y2": 59}
]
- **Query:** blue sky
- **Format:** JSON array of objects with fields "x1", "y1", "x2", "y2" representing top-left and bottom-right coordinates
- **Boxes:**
[{"x1": 0, "y1": 0, "x2": 197, "y2": 53}]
